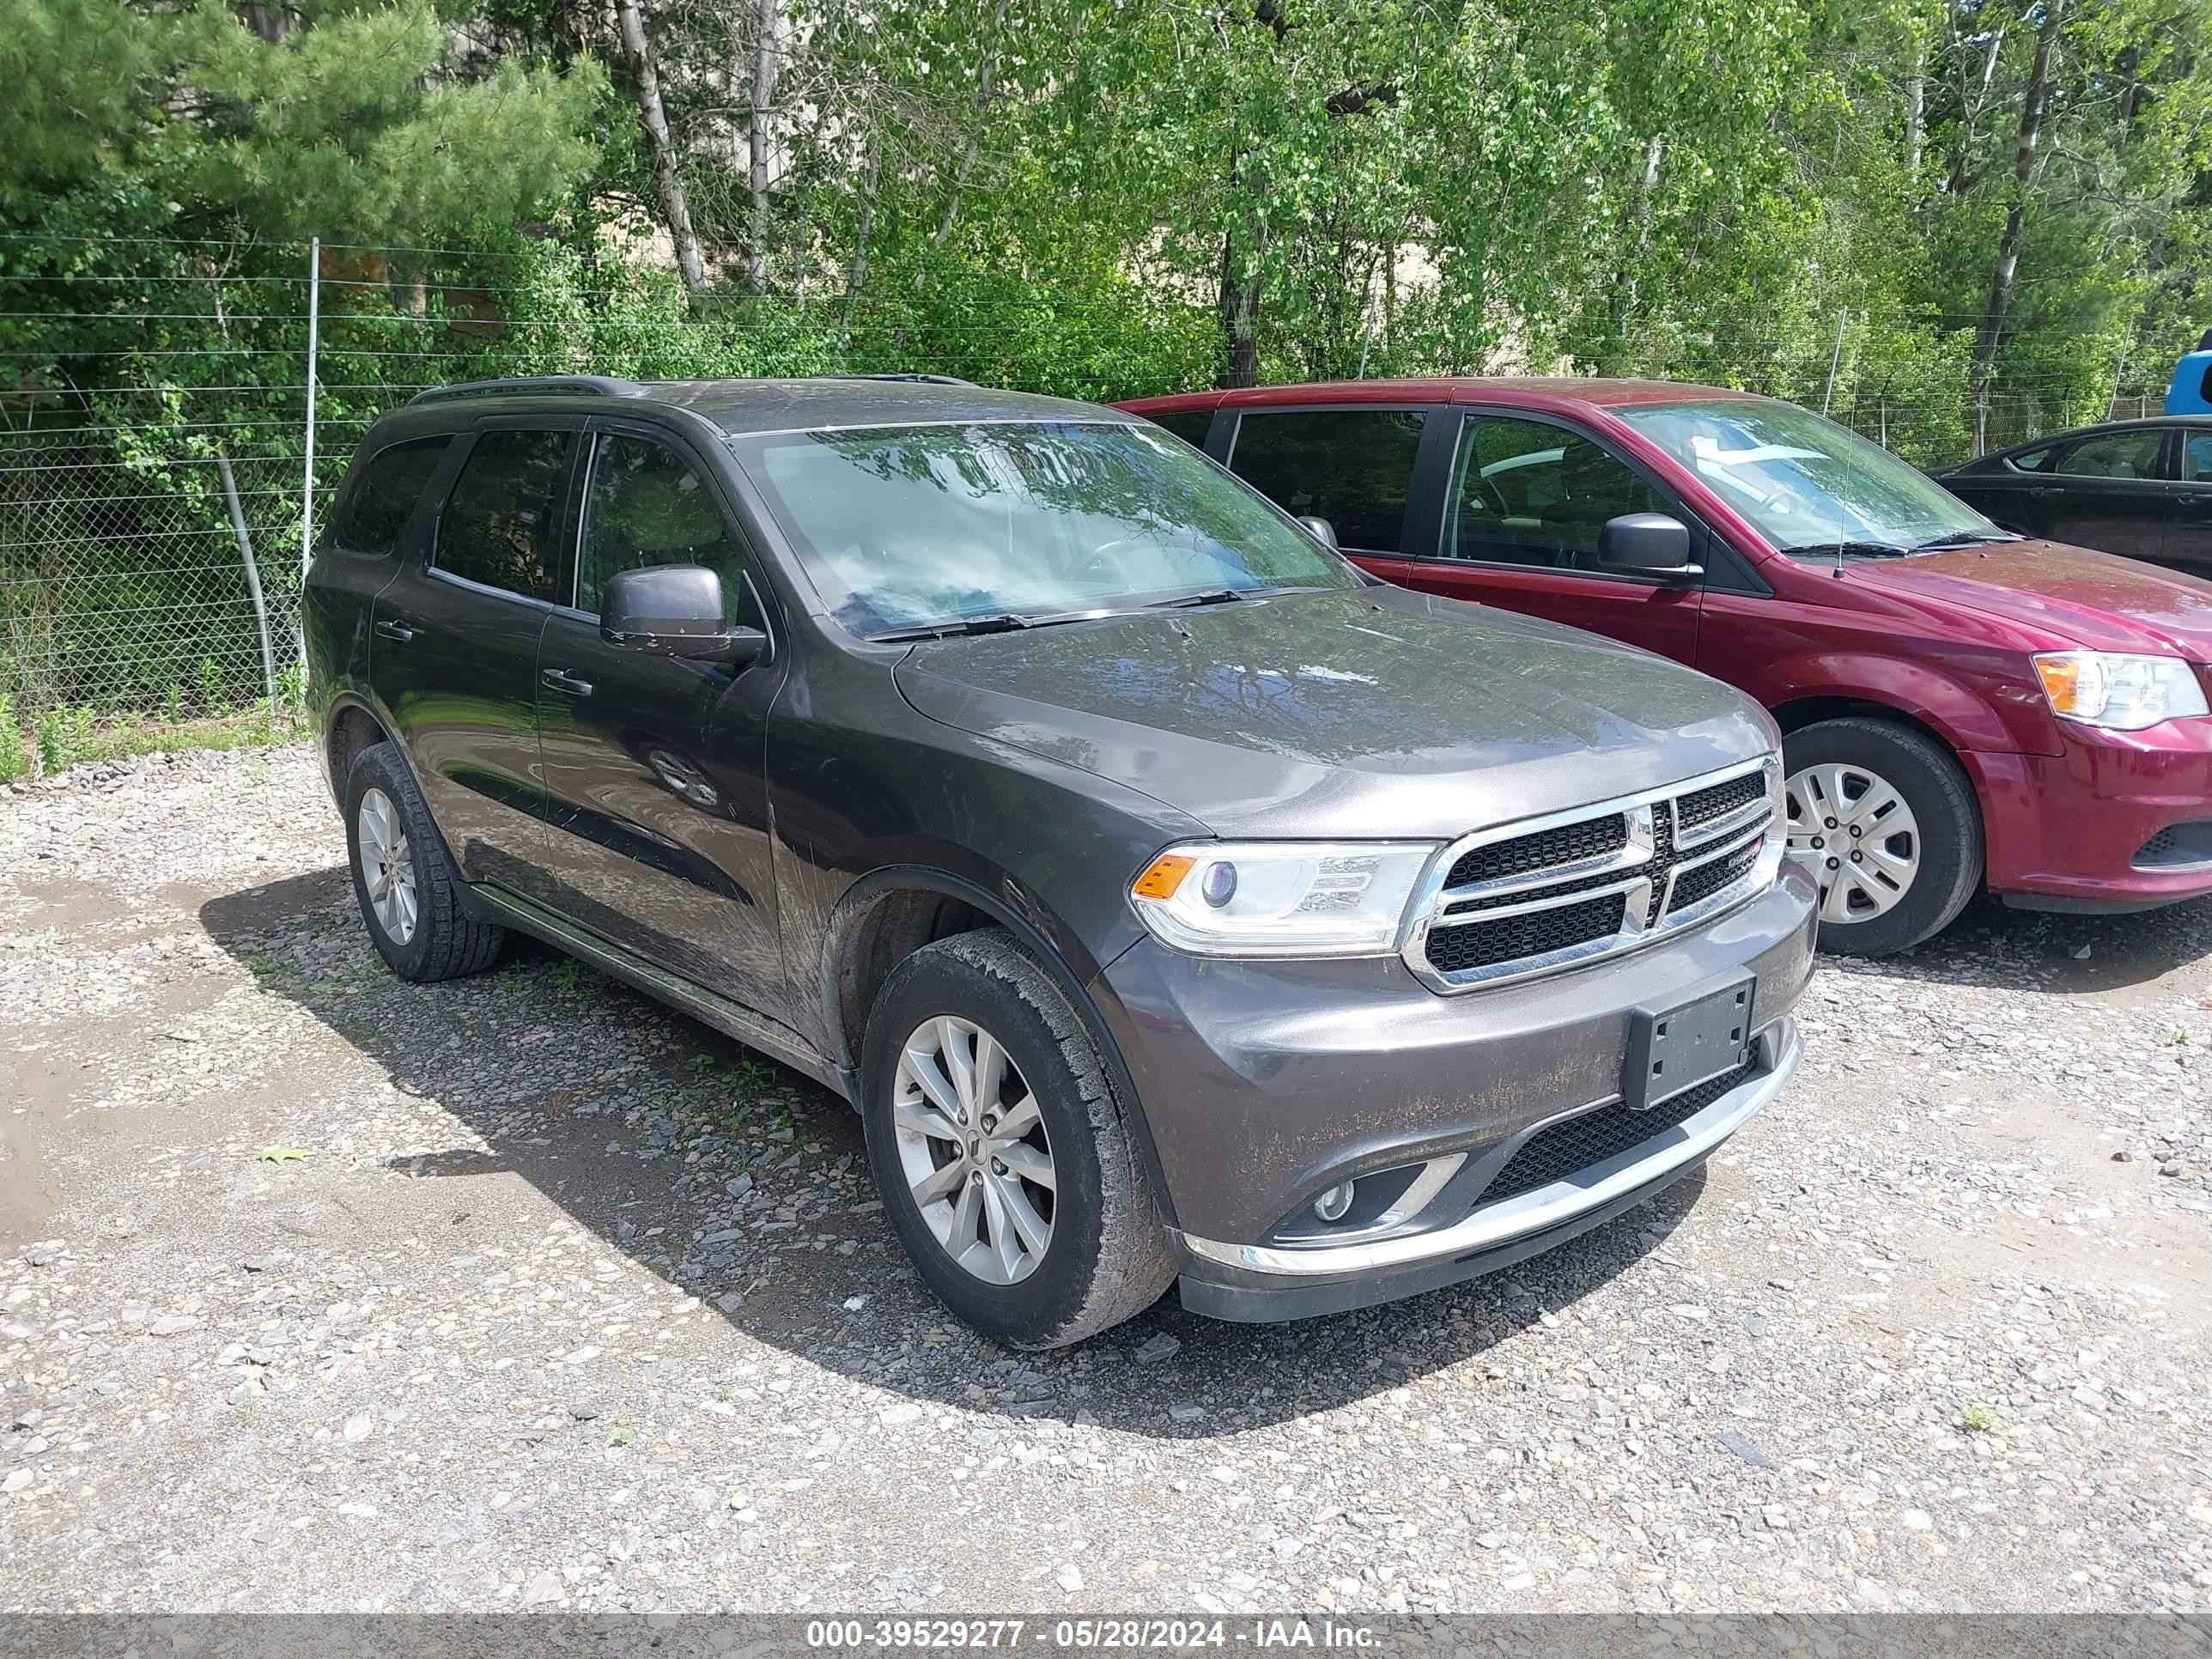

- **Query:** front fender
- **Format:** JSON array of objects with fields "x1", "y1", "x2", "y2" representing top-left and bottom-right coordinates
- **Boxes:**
[
  {"x1": 1754, "y1": 649, "x2": 2059, "y2": 757},
  {"x1": 817, "y1": 860, "x2": 1180, "y2": 1227}
]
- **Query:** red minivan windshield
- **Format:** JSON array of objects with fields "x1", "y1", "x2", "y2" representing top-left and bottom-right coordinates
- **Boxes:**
[{"x1": 1616, "y1": 398, "x2": 2005, "y2": 558}]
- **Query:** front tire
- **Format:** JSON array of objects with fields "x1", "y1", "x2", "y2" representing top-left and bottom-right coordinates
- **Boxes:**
[
  {"x1": 860, "y1": 930, "x2": 1174, "y2": 1348},
  {"x1": 1782, "y1": 718, "x2": 1982, "y2": 956},
  {"x1": 343, "y1": 740, "x2": 505, "y2": 982}
]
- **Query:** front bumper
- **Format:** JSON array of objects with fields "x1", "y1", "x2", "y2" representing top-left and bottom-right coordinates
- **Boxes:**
[
  {"x1": 1971, "y1": 720, "x2": 2212, "y2": 910},
  {"x1": 1089, "y1": 869, "x2": 1816, "y2": 1322},
  {"x1": 1174, "y1": 1018, "x2": 1798, "y2": 1321}
]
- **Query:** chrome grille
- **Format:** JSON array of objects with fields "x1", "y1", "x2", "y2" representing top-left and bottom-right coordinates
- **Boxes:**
[
  {"x1": 1425, "y1": 893, "x2": 1626, "y2": 975},
  {"x1": 1676, "y1": 770, "x2": 1767, "y2": 832},
  {"x1": 1404, "y1": 757, "x2": 1783, "y2": 993},
  {"x1": 1446, "y1": 813, "x2": 1628, "y2": 889}
]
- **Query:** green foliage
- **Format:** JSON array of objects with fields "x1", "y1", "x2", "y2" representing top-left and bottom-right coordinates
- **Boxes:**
[
  {"x1": 0, "y1": 693, "x2": 22, "y2": 783},
  {"x1": 34, "y1": 703, "x2": 94, "y2": 773},
  {"x1": 179, "y1": 3, "x2": 610, "y2": 246},
  {"x1": 3, "y1": 0, "x2": 2210, "y2": 722}
]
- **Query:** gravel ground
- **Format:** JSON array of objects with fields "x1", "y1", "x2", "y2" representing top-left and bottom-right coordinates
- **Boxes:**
[{"x1": 2, "y1": 744, "x2": 2209, "y2": 1616}]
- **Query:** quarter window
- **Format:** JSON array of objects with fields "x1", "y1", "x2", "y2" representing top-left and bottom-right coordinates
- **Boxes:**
[
  {"x1": 332, "y1": 437, "x2": 448, "y2": 555},
  {"x1": 434, "y1": 429, "x2": 571, "y2": 602},
  {"x1": 580, "y1": 435, "x2": 757, "y2": 625},
  {"x1": 2057, "y1": 430, "x2": 2164, "y2": 480},
  {"x1": 1227, "y1": 409, "x2": 1425, "y2": 552},
  {"x1": 1446, "y1": 416, "x2": 1669, "y2": 570}
]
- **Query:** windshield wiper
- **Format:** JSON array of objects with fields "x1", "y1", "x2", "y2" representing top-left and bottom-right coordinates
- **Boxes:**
[
  {"x1": 1790, "y1": 539, "x2": 1916, "y2": 561},
  {"x1": 1911, "y1": 531, "x2": 2021, "y2": 551},
  {"x1": 867, "y1": 612, "x2": 1037, "y2": 642},
  {"x1": 867, "y1": 607, "x2": 1127, "y2": 643},
  {"x1": 1146, "y1": 587, "x2": 1249, "y2": 609}
]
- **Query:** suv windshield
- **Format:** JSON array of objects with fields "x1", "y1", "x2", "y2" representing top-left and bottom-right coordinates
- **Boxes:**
[
  {"x1": 1614, "y1": 398, "x2": 2000, "y2": 556},
  {"x1": 730, "y1": 420, "x2": 1357, "y2": 636}
]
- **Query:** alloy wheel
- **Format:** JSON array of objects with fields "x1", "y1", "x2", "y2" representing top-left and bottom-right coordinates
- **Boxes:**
[
  {"x1": 891, "y1": 1014, "x2": 1055, "y2": 1285},
  {"x1": 357, "y1": 787, "x2": 419, "y2": 945},
  {"x1": 1784, "y1": 761, "x2": 1920, "y2": 925}
]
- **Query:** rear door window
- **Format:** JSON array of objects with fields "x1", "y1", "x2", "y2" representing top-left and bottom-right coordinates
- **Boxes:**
[
  {"x1": 1226, "y1": 408, "x2": 1426, "y2": 553},
  {"x1": 333, "y1": 437, "x2": 449, "y2": 555},
  {"x1": 2056, "y1": 430, "x2": 2166, "y2": 481},
  {"x1": 434, "y1": 428, "x2": 573, "y2": 603}
]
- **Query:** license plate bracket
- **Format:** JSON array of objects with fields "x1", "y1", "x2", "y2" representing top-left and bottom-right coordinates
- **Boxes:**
[{"x1": 1622, "y1": 975, "x2": 1756, "y2": 1112}]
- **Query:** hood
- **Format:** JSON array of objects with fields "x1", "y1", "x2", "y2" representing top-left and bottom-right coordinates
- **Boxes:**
[
  {"x1": 1848, "y1": 540, "x2": 2212, "y2": 657},
  {"x1": 892, "y1": 586, "x2": 1773, "y2": 841}
]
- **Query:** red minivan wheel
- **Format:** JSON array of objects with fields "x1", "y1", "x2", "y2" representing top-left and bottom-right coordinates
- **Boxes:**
[{"x1": 1782, "y1": 718, "x2": 1983, "y2": 956}]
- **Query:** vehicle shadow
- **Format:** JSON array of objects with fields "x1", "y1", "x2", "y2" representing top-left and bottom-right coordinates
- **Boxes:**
[
  {"x1": 198, "y1": 867, "x2": 1701, "y2": 1439},
  {"x1": 1838, "y1": 889, "x2": 2212, "y2": 997}
]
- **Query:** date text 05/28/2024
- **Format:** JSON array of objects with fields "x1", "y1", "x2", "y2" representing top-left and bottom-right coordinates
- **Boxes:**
[{"x1": 805, "y1": 1620, "x2": 1381, "y2": 1650}]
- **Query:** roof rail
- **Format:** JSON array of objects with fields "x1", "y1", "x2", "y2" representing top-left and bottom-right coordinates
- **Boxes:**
[
  {"x1": 406, "y1": 375, "x2": 647, "y2": 407},
  {"x1": 815, "y1": 373, "x2": 976, "y2": 386}
]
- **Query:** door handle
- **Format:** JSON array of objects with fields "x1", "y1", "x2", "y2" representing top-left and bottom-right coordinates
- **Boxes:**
[
  {"x1": 541, "y1": 667, "x2": 594, "y2": 697},
  {"x1": 2179, "y1": 493, "x2": 2209, "y2": 510},
  {"x1": 374, "y1": 618, "x2": 415, "y2": 643}
]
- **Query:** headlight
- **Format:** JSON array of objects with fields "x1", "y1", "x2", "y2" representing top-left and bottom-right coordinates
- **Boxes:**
[
  {"x1": 1129, "y1": 840, "x2": 1440, "y2": 957},
  {"x1": 2032, "y1": 651, "x2": 2209, "y2": 731}
]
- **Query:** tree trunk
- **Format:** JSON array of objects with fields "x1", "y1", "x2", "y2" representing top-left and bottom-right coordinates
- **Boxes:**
[
  {"x1": 2115, "y1": 43, "x2": 2141, "y2": 132},
  {"x1": 1216, "y1": 228, "x2": 1262, "y2": 390},
  {"x1": 922, "y1": 0, "x2": 1016, "y2": 271},
  {"x1": 746, "y1": 0, "x2": 784, "y2": 294},
  {"x1": 1967, "y1": 0, "x2": 2065, "y2": 454},
  {"x1": 1904, "y1": 39, "x2": 1924, "y2": 179},
  {"x1": 615, "y1": 0, "x2": 708, "y2": 298},
  {"x1": 1946, "y1": 22, "x2": 2008, "y2": 196},
  {"x1": 1600, "y1": 136, "x2": 1663, "y2": 374}
]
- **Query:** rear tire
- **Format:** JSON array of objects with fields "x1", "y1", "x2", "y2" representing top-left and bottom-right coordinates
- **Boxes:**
[
  {"x1": 860, "y1": 930, "x2": 1174, "y2": 1348},
  {"x1": 1782, "y1": 718, "x2": 1981, "y2": 957},
  {"x1": 343, "y1": 740, "x2": 505, "y2": 982}
]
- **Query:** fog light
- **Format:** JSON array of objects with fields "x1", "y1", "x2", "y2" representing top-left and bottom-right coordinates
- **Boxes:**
[{"x1": 1313, "y1": 1182, "x2": 1355, "y2": 1223}]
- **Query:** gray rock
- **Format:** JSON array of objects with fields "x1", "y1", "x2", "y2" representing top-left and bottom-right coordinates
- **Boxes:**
[
  {"x1": 1133, "y1": 1333, "x2": 1181, "y2": 1366},
  {"x1": 1718, "y1": 1430, "x2": 1778, "y2": 1470}
]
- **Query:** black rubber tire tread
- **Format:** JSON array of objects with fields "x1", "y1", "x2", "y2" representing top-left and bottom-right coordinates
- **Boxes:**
[
  {"x1": 859, "y1": 929, "x2": 1175, "y2": 1349},
  {"x1": 1784, "y1": 716, "x2": 1983, "y2": 957},
  {"x1": 343, "y1": 740, "x2": 505, "y2": 982}
]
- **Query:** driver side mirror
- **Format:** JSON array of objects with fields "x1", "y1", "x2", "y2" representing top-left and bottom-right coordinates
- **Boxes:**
[
  {"x1": 601, "y1": 565, "x2": 767, "y2": 665},
  {"x1": 1598, "y1": 513, "x2": 1700, "y2": 581},
  {"x1": 1294, "y1": 515, "x2": 1340, "y2": 552}
]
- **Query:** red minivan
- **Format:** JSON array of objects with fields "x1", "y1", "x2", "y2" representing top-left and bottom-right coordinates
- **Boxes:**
[{"x1": 1119, "y1": 379, "x2": 2212, "y2": 955}]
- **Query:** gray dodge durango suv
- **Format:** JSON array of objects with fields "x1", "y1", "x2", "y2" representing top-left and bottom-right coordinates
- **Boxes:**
[{"x1": 304, "y1": 374, "x2": 1818, "y2": 1346}]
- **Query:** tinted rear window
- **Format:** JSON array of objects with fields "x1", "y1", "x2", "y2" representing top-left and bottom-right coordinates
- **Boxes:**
[
  {"x1": 333, "y1": 437, "x2": 449, "y2": 555},
  {"x1": 2057, "y1": 430, "x2": 2163, "y2": 479},
  {"x1": 1227, "y1": 408, "x2": 1426, "y2": 552},
  {"x1": 434, "y1": 429, "x2": 571, "y2": 603},
  {"x1": 1146, "y1": 410, "x2": 1214, "y2": 449}
]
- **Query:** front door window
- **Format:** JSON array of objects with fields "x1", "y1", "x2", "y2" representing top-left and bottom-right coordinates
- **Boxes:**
[
  {"x1": 1446, "y1": 416, "x2": 1670, "y2": 570},
  {"x1": 579, "y1": 434, "x2": 760, "y2": 625}
]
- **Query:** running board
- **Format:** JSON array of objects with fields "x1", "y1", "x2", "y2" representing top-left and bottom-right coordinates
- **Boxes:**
[{"x1": 469, "y1": 885, "x2": 854, "y2": 1101}]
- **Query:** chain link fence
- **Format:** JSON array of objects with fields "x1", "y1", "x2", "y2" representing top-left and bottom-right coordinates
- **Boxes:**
[{"x1": 0, "y1": 236, "x2": 2165, "y2": 743}]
